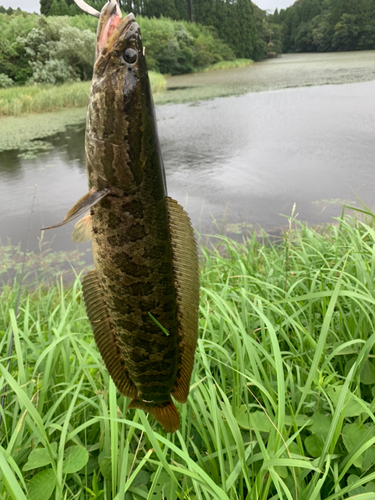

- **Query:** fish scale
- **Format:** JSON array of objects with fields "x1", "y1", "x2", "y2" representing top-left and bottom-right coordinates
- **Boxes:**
[
  {"x1": 43, "y1": 0, "x2": 199, "y2": 433},
  {"x1": 91, "y1": 195, "x2": 179, "y2": 403}
]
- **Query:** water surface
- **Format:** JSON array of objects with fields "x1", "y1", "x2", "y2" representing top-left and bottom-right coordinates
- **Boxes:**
[
  {"x1": 159, "y1": 51, "x2": 375, "y2": 104},
  {"x1": 0, "y1": 52, "x2": 374, "y2": 278}
]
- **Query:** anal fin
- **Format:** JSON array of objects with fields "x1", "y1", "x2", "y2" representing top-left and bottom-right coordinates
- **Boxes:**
[
  {"x1": 82, "y1": 270, "x2": 137, "y2": 398},
  {"x1": 128, "y1": 397, "x2": 180, "y2": 433},
  {"x1": 166, "y1": 197, "x2": 199, "y2": 404}
]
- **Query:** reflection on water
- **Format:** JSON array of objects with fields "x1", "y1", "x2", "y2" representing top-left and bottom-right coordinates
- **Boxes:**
[
  {"x1": 0, "y1": 53, "x2": 375, "y2": 281},
  {"x1": 0, "y1": 123, "x2": 87, "y2": 251},
  {"x1": 158, "y1": 80, "x2": 375, "y2": 236}
]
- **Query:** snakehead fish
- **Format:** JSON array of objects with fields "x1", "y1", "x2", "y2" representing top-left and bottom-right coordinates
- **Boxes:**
[{"x1": 44, "y1": 0, "x2": 199, "y2": 433}]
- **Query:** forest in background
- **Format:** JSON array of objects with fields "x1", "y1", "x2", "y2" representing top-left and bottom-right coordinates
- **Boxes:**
[
  {"x1": 0, "y1": 13, "x2": 237, "y2": 87},
  {"x1": 38, "y1": 0, "x2": 282, "y2": 60},
  {"x1": 0, "y1": 1, "x2": 282, "y2": 89},
  {"x1": 271, "y1": 0, "x2": 375, "y2": 53},
  {"x1": 1, "y1": 0, "x2": 375, "y2": 90}
]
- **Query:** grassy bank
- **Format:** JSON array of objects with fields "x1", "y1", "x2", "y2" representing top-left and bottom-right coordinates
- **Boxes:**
[
  {"x1": 0, "y1": 71, "x2": 166, "y2": 151},
  {"x1": 202, "y1": 59, "x2": 253, "y2": 72},
  {"x1": 0, "y1": 72, "x2": 166, "y2": 117},
  {"x1": 0, "y1": 61, "x2": 253, "y2": 118},
  {"x1": 1, "y1": 211, "x2": 375, "y2": 498}
]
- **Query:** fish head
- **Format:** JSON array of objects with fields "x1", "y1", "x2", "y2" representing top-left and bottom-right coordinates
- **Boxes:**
[
  {"x1": 87, "y1": 1, "x2": 164, "y2": 193},
  {"x1": 94, "y1": 7, "x2": 145, "y2": 91}
]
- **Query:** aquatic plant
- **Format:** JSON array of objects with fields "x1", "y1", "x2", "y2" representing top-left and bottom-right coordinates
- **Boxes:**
[
  {"x1": 201, "y1": 59, "x2": 253, "y2": 72},
  {"x1": 0, "y1": 237, "x2": 91, "y2": 286},
  {"x1": 1, "y1": 210, "x2": 375, "y2": 498}
]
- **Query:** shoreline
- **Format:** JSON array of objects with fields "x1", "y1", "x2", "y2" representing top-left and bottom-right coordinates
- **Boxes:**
[
  {"x1": 0, "y1": 107, "x2": 87, "y2": 152},
  {"x1": 1, "y1": 51, "x2": 374, "y2": 152},
  {"x1": 2, "y1": 76, "x2": 375, "y2": 153}
]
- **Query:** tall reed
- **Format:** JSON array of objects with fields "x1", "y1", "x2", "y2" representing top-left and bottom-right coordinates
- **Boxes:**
[{"x1": 0, "y1": 72, "x2": 166, "y2": 117}]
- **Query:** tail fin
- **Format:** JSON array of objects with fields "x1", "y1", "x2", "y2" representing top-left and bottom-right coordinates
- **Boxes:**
[{"x1": 128, "y1": 398, "x2": 180, "y2": 433}]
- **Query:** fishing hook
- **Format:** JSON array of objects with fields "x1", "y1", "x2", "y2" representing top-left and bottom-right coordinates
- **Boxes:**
[
  {"x1": 73, "y1": 0, "x2": 100, "y2": 18},
  {"x1": 73, "y1": 0, "x2": 122, "y2": 18}
]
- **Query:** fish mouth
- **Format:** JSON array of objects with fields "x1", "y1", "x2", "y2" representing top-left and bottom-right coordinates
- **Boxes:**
[{"x1": 96, "y1": 1, "x2": 135, "y2": 59}]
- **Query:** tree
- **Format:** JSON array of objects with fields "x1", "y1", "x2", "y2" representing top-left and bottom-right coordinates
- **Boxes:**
[
  {"x1": 145, "y1": 0, "x2": 179, "y2": 19},
  {"x1": 59, "y1": 0, "x2": 70, "y2": 15},
  {"x1": 358, "y1": 19, "x2": 375, "y2": 49},
  {"x1": 310, "y1": 13, "x2": 333, "y2": 51},
  {"x1": 48, "y1": 0, "x2": 60, "y2": 16},
  {"x1": 332, "y1": 13, "x2": 361, "y2": 50},
  {"x1": 253, "y1": 3, "x2": 283, "y2": 59},
  {"x1": 270, "y1": 0, "x2": 375, "y2": 53},
  {"x1": 187, "y1": 0, "x2": 194, "y2": 21},
  {"x1": 40, "y1": 0, "x2": 53, "y2": 15},
  {"x1": 193, "y1": 0, "x2": 257, "y2": 59},
  {"x1": 0, "y1": 37, "x2": 32, "y2": 84},
  {"x1": 69, "y1": 4, "x2": 80, "y2": 15}
]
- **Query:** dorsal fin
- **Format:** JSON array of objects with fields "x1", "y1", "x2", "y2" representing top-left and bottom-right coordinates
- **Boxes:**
[
  {"x1": 166, "y1": 197, "x2": 199, "y2": 403},
  {"x1": 82, "y1": 270, "x2": 137, "y2": 398}
]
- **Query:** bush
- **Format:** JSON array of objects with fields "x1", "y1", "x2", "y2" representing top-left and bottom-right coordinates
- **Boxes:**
[
  {"x1": 0, "y1": 73, "x2": 14, "y2": 88},
  {"x1": 0, "y1": 11, "x2": 237, "y2": 83},
  {"x1": 138, "y1": 18, "x2": 193, "y2": 75},
  {"x1": 29, "y1": 59, "x2": 79, "y2": 85},
  {"x1": 139, "y1": 16, "x2": 235, "y2": 75},
  {"x1": 19, "y1": 18, "x2": 96, "y2": 84}
]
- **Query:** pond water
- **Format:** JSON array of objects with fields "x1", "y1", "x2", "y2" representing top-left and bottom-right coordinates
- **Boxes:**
[{"x1": 0, "y1": 51, "x2": 375, "y2": 279}]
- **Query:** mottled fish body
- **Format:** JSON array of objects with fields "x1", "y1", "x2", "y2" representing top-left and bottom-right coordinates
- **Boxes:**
[{"x1": 44, "y1": 0, "x2": 199, "y2": 433}]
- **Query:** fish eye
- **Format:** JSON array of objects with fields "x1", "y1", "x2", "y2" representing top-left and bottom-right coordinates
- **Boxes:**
[{"x1": 123, "y1": 48, "x2": 137, "y2": 64}]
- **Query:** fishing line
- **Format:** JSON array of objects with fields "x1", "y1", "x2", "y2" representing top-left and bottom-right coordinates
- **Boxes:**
[{"x1": 0, "y1": 184, "x2": 37, "y2": 427}]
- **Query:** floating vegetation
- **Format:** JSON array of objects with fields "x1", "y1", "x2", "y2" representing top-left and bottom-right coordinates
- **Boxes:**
[
  {"x1": 0, "y1": 107, "x2": 87, "y2": 152},
  {"x1": 17, "y1": 140, "x2": 54, "y2": 159},
  {"x1": 0, "y1": 238, "x2": 91, "y2": 286},
  {"x1": 224, "y1": 220, "x2": 254, "y2": 235}
]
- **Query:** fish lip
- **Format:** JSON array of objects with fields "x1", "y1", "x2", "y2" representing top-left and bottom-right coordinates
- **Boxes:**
[
  {"x1": 96, "y1": 5, "x2": 135, "y2": 62},
  {"x1": 94, "y1": 12, "x2": 135, "y2": 76}
]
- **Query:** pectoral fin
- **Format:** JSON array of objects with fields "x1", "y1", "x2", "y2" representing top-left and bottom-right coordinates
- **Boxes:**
[
  {"x1": 72, "y1": 213, "x2": 92, "y2": 243},
  {"x1": 42, "y1": 188, "x2": 110, "y2": 230}
]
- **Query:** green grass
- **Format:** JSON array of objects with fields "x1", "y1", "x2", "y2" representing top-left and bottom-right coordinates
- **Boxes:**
[
  {"x1": 2, "y1": 210, "x2": 375, "y2": 499},
  {"x1": 202, "y1": 59, "x2": 253, "y2": 72},
  {"x1": 0, "y1": 72, "x2": 166, "y2": 117},
  {"x1": 0, "y1": 82, "x2": 91, "y2": 117},
  {"x1": 149, "y1": 71, "x2": 167, "y2": 94}
]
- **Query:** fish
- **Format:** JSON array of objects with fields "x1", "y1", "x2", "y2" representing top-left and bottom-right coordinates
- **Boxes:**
[{"x1": 43, "y1": 0, "x2": 199, "y2": 433}]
